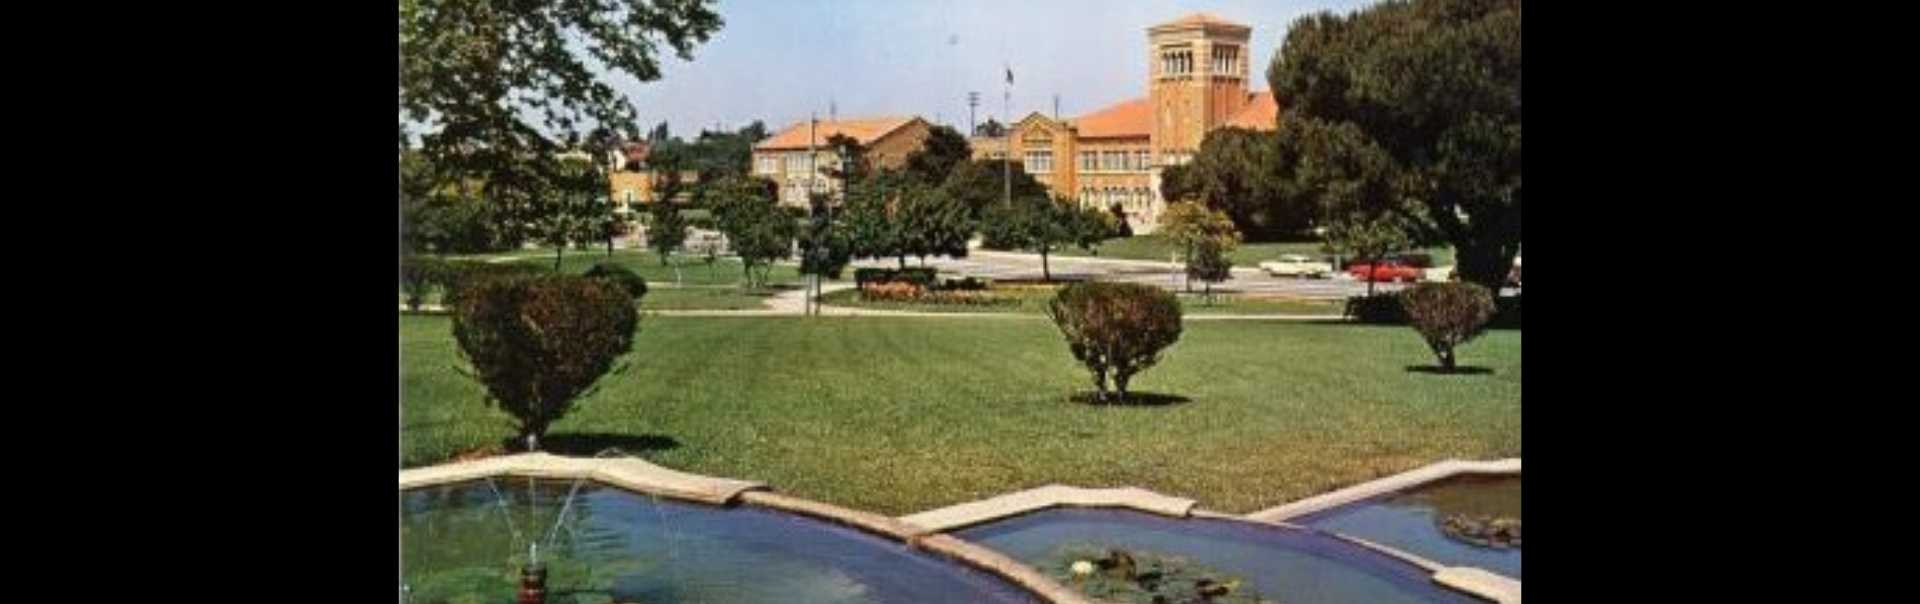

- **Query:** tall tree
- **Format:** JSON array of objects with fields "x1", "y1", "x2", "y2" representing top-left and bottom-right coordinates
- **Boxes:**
[
  {"x1": 822, "y1": 133, "x2": 873, "y2": 186},
  {"x1": 973, "y1": 118, "x2": 1007, "y2": 138},
  {"x1": 843, "y1": 173, "x2": 910, "y2": 267},
  {"x1": 707, "y1": 175, "x2": 792, "y2": 289},
  {"x1": 898, "y1": 185, "x2": 974, "y2": 265},
  {"x1": 981, "y1": 195, "x2": 1080, "y2": 281},
  {"x1": 1167, "y1": 127, "x2": 1312, "y2": 237},
  {"x1": 646, "y1": 198, "x2": 689, "y2": 267},
  {"x1": 400, "y1": 0, "x2": 723, "y2": 240},
  {"x1": 903, "y1": 125, "x2": 973, "y2": 187},
  {"x1": 939, "y1": 159, "x2": 1048, "y2": 221},
  {"x1": 1267, "y1": 0, "x2": 1521, "y2": 292}
]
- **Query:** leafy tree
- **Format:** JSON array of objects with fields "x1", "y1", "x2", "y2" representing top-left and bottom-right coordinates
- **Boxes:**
[
  {"x1": 1066, "y1": 203, "x2": 1119, "y2": 256},
  {"x1": 898, "y1": 185, "x2": 974, "y2": 266},
  {"x1": 1156, "y1": 202, "x2": 1241, "y2": 292},
  {"x1": 1267, "y1": 0, "x2": 1521, "y2": 292},
  {"x1": 1045, "y1": 282, "x2": 1184, "y2": 404},
  {"x1": 974, "y1": 118, "x2": 1007, "y2": 138},
  {"x1": 903, "y1": 125, "x2": 973, "y2": 187},
  {"x1": 843, "y1": 173, "x2": 910, "y2": 267},
  {"x1": 1187, "y1": 239, "x2": 1234, "y2": 304},
  {"x1": 1400, "y1": 281, "x2": 1496, "y2": 372},
  {"x1": 981, "y1": 194, "x2": 1076, "y2": 281},
  {"x1": 1107, "y1": 203, "x2": 1134, "y2": 238},
  {"x1": 939, "y1": 159, "x2": 1049, "y2": 221},
  {"x1": 645, "y1": 199, "x2": 690, "y2": 267},
  {"x1": 583, "y1": 262, "x2": 648, "y2": 302},
  {"x1": 708, "y1": 175, "x2": 793, "y2": 289},
  {"x1": 451, "y1": 274, "x2": 638, "y2": 452},
  {"x1": 820, "y1": 133, "x2": 873, "y2": 186},
  {"x1": 400, "y1": 0, "x2": 722, "y2": 247},
  {"x1": 1168, "y1": 127, "x2": 1312, "y2": 236},
  {"x1": 799, "y1": 193, "x2": 853, "y2": 280}
]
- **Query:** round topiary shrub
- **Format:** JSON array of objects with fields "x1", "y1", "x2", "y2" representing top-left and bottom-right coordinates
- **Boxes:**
[
  {"x1": 1399, "y1": 282, "x2": 1496, "y2": 371},
  {"x1": 450, "y1": 274, "x2": 639, "y2": 451},
  {"x1": 1045, "y1": 282, "x2": 1183, "y2": 403},
  {"x1": 582, "y1": 262, "x2": 648, "y2": 302}
]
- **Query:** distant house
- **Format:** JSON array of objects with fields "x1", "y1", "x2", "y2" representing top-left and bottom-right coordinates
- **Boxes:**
[
  {"x1": 968, "y1": 13, "x2": 1280, "y2": 234},
  {"x1": 751, "y1": 116, "x2": 934, "y2": 207},
  {"x1": 605, "y1": 141, "x2": 698, "y2": 213}
]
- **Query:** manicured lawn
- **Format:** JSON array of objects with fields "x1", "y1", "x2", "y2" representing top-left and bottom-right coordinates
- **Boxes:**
[
  {"x1": 817, "y1": 286, "x2": 1343, "y2": 316},
  {"x1": 401, "y1": 315, "x2": 1520, "y2": 515},
  {"x1": 1058, "y1": 235, "x2": 1456, "y2": 267}
]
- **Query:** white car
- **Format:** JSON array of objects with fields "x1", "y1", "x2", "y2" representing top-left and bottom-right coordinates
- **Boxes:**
[{"x1": 1259, "y1": 254, "x2": 1334, "y2": 279}]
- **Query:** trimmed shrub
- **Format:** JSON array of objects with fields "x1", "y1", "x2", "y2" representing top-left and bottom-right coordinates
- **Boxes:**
[
  {"x1": 582, "y1": 262, "x2": 648, "y2": 302},
  {"x1": 853, "y1": 267, "x2": 938, "y2": 290},
  {"x1": 441, "y1": 262, "x2": 548, "y2": 308},
  {"x1": 940, "y1": 276, "x2": 990, "y2": 291},
  {"x1": 1399, "y1": 282, "x2": 1496, "y2": 371},
  {"x1": 450, "y1": 274, "x2": 638, "y2": 451},
  {"x1": 1491, "y1": 295, "x2": 1521, "y2": 329},
  {"x1": 1045, "y1": 282, "x2": 1184, "y2": 403}
]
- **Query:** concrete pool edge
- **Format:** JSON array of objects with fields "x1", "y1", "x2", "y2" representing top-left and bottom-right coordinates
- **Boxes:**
[
  {"x1": 1247, "y1": 458, "x2": 1521, "y2": 523},
  {"x1": 398, "y1": 453, "x2": 1100, "y2": 604},
  {"x1": 900, "y1": 484, "x2": 1199, "y2": 533}
]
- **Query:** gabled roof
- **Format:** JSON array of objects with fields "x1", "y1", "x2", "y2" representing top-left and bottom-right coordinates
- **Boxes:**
[
  {"x1": 1223, "y1": 91, "x2": 1280, "y2": 131},
  {"x1": 754, "y1": 116, "x2": 923, "y2": 151},
  {"x1": 1070, "y1": 97, "x2": 1152, "y2": 139}
]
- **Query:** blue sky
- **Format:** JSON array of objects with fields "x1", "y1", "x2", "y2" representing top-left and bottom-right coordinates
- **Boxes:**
[{"x1": 608, "y1": 0, "x2": 1375, "y2": 137}]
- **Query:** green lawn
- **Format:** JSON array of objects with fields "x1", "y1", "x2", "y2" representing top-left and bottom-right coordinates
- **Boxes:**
[
  {"x1": 1058, "y1": 235, "x2": 1456, "y2": 267},
  {"x1": 401, "y1": 315, "x2": 1519, "y2": 515},
  {"x1": 817, "y1": 286, "x2": 1343, "y2": 316}
]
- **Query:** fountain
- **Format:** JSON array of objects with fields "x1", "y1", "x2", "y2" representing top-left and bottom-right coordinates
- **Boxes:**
[{"x1": 400, "y1": 452, "x2": 1048, "y2": 603}]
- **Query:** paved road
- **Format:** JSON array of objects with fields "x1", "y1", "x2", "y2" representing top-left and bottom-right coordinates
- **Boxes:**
[{"x1": 850, "y1": 250, "x2": 1526, "y2": 300}]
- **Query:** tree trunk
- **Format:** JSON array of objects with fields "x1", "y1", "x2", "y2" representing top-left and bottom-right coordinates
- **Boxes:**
[
  {"x1": 1113, "y1": 371, "x2": 1131, "y2": 404},
  {"x1": 1440, "y1": 347, "x2": 1456, "y2": 372},
  {"x1": 898, "y1": 255, "x2": 906, "y2": 269},
  {"x1": 1366, "y1": 262, "x2": 1377, "y2": 297},
  {"x1": 1456, "y1": 245, "x2": 1517, "y2": 296},
  {"x1": 554, "y1": 247, "x2": 563, "y2": 272},
  {"x1": 1091, "y1": 369, "x2": 1109, "y2": 404},
  {"x1": 607, "y1": 237, "x2": 613, "y2": 258},
  {"x1": 1041, "y1": 248, "x2": 1052, "y2": 281}
]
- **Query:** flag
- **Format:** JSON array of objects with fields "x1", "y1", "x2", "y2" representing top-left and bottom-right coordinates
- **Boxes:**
[{"x1": 1005, "y1": 65, "x2": 1013, "y2": 86}]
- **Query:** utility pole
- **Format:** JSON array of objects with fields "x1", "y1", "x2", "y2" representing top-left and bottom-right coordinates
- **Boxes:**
[
  {"x1": 1053, "y1": 94, "x2": 1060, "y2": 120},
  {"x1": 807, "y1": 113, "x2": 817, "y2": 315},
  {"x1": 1003, "y1": 64, "x2": 1012, "y2": 208}
]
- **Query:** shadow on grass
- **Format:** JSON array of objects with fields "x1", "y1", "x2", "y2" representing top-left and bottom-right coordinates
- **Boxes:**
[
  {"x1": 1404, "y1": 365, "x2": 1496, "y2": 375},
  {"x1": 1068, "y1": 391, "x2": 1193, "y2": 407},
  {"x1": 519, "y1": 432, "x2": 682, "y2": 457}
]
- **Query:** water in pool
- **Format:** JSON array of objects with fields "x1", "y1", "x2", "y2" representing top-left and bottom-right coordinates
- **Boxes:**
[
  {"x1": 400, "y1": 478, "x2": 1037, "y2": 604},
  {"x1": 955, "y1": 507, "x2": 1483, "y2": 604},
  {"x1": 1293, "y1": 473, "x2": 1521, "y2": 579}
]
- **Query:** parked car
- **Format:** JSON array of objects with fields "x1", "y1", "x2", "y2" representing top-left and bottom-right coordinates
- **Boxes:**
[
  {"x1": 1259, "y1": 254, "x2": 1334, "y2": 278},
  {"x1": 1346, "y1": 259, "x2": 1424, "y2": 283}
]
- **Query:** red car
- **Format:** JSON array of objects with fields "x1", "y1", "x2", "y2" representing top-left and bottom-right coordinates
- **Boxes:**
[{"x1": 1347, "y1": 259, "x2": 1424, "y2": 283}]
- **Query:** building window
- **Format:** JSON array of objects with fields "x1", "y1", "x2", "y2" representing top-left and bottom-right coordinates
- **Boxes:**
[
  {"x1": 1080, "y1": 151, "x2": 1097, "y2": 172},
  {"x1": 1135, "y1": 151, "x2": 1151, "y2": 171},
  {"x1": 785, "y1": 153, "x2": 811, "y2": 175},
  {"x1": 1024, "y1": 150, "x2": 1052, "y2": 173},
  {"x1": 755, "y1": 156, "x2": 777, "y2": 175},
  {"x1": 1212, "y1": 45, "x2": 1240, "y2": 75},
  {"x1": 1162, "y1": 46, "x2": 1193, "y2": 76}
]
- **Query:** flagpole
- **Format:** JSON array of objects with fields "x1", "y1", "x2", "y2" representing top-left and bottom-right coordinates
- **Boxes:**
[{"x1": 1003, "y1": 63, "x2": 1011, "y2": 208}]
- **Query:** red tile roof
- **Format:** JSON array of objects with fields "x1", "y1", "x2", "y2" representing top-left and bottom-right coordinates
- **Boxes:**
[
  {"x1": 1071, "y1": 97, "x2": 1152, "y2": 139},
  {"x1": 1223, "y1": 91, "x2": 1280, "y2": 131},
  {"x1": 754, "y1": 116, "x2": 921, "y2": 151}
]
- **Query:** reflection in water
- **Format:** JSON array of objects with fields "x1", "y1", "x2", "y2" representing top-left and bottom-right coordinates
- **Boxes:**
[
  {"x1": 957, "y1": 508, "x2": 1481, "y2": 604},
  {"x1": 1295, "y1": 473, "x2": 1522, "y2": 579}
]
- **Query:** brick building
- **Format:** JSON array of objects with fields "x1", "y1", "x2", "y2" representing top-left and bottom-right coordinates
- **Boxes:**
[
  {"x1": 974, "y1": 13, "x2": 1279, "y2": 233},
  {"x1": 751, "y1": 116, "x2": 934, "y2": 208}
]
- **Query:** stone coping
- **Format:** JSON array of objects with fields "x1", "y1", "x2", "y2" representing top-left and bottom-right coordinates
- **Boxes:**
[
  {"x1": 1246, "y1": 458, "x2": 1521, "y2": 523},
  {"x1": 396, "y1": 452, "x2": 764, "y2": 506},
  {"x1": 1433, "y1": 567, "x2": 1522, "y2": 604},
  {"x1": 900, "y1": 484, "x2": 1198, "y2": 533}
]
